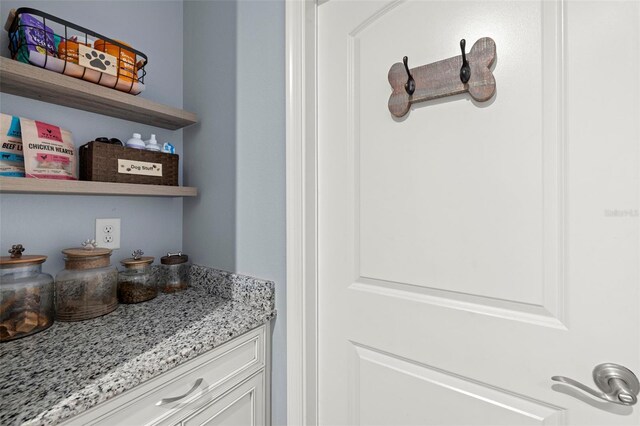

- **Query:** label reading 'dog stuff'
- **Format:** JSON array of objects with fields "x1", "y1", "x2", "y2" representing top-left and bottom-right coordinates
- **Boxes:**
[{"x1": 118, "y1": 159, "x2": 162, "y2": 177}]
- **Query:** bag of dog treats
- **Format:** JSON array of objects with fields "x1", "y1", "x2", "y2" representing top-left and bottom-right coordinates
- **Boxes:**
[
  {"x1": 0, "y1": 113, "x2": 25, "y2": 177},
  {"x1": 10, "y1": 12, "x2": 59, "y2": 65},
  {"x1": 20, "y1": 118, "x2": 77, "y2": 180}
]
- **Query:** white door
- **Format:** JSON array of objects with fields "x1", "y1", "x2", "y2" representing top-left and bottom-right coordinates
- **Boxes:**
[{"x1": 317, "y1": 0, "x2": 640, "y2": 425}]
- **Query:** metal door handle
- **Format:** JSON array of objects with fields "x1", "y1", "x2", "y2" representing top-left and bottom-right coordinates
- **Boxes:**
[
  {"x1": 552, "y1": 363, "x2": 639, "y2": 406},
  {"x1": 156, "y1": 378, "x2": 203, "y2": 406}
]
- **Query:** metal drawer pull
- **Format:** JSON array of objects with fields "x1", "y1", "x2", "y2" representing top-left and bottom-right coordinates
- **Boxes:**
[
  {"x1": 156, "y1": 378, "x2": 203, "y2": 406},
  {"x1": 552, "y1": 363, "x2": 639, "y2": 406}
]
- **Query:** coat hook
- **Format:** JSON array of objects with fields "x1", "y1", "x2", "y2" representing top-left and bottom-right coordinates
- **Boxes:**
[
  {"x1": 403, "y1": 56, "x2": 416, "y2": 95},
  {"x1": 459, "y1": 39, "x2": 471, "y2": 84},
  {"x1": 388, "y1": 37, "x2": 497, "y2": 117}
]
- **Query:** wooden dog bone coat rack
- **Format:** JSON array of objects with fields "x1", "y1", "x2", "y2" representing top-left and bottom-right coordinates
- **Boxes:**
[{"x1": 388, "y1": 37, "x2": 497, "y2": 118}]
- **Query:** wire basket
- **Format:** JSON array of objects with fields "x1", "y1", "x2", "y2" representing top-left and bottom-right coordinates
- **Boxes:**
[{"x1": 5, "y1": 8, "x2": 148, "y2": 95}]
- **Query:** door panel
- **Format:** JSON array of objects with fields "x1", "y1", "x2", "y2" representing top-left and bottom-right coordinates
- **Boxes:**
[
  {"x1": 356, "y1": 0, "x2": 557, "y2": 311},
  {"x1": 351, "y1": 344, "x2": 563, "y2": 426},
  {"x1": 318, "y1": 0, "x2": 639, "y2": 425}
]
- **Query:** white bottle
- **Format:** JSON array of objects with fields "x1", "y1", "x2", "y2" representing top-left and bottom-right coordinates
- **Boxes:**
[
  {"x1": 126, "y1": 133, "x2": 146, "y2": 149},
  {"x1": 145, "y1": 134, "x2": 161, "y2": 152}
]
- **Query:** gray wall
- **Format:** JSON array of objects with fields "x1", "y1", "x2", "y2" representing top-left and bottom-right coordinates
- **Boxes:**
[
  {"x1": 0, "y1": 0, "x2": 184, "y2": 274},
  {"x1": 183, "y1": 1, "x2": 287, "y2": 424},
  {"x1": 183, "y1": 0, "x2": 237, "y2": 271},
  {"x1": 236, "y1": 2, "x2": 286, "y2": 425}
]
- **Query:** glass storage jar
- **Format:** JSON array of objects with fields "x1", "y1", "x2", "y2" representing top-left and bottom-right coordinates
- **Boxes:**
[
  {"x1": 0, "y1": 245, "x2": 54, "y2": 342},
  {"x1": 55, "y1": 244, "x2": 118, "y2": 321},
  {"x1": 159, "y1": 252, "x2": 190, "y2": 293},
  {"x1": 118, "y1": 253, "x2": 156, "y2": 304}
]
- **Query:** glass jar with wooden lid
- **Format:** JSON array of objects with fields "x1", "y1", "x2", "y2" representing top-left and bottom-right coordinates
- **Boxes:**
[
  {"x1": 55, "y1": 240, "x2": 118, "y2": 321},
  {"x1": 118, "y1": 250, "x2": 156, "y2": 304},
  {"x1": 159, "y1": 252, "x2": 190, "y2": 293},
  {"x1": 0, "y1": 244, "x2": 54, "y2": 342}
]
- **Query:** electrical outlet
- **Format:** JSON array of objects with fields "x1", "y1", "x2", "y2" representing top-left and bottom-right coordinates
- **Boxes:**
[{"x1": 96, "y1": 218, "x2": 120, "y2": 249}]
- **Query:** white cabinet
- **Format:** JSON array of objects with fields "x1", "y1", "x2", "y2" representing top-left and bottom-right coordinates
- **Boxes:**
[
  {"x1": 173, "y1": 372, "x2": 265, "y2": 426},
  {"x1": 63, "y1": 324, "x2": 271, "y2": 426}
]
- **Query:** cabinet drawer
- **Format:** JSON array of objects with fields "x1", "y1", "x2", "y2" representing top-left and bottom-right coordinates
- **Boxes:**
[
  {"x1": 158, "y1": 371, "x2": 265, "y2": 426},
  {"x1": 64, "y1": 325, "x2": 266, "y2": 426}
]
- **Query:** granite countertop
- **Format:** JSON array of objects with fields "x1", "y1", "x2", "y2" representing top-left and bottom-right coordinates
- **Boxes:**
[{"x1": 0, "y1": 265, "x2": 275, "y2": 426}]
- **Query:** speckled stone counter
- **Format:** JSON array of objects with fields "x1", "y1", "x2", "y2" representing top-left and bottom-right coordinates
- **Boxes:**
[{"x1": 0, "y1": 265, "x2": 275, "y2": 426}]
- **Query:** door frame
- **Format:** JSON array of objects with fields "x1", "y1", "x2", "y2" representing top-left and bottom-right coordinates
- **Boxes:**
[{"x1": 286, "y1": 0, "x2": 319, "y2": 425}]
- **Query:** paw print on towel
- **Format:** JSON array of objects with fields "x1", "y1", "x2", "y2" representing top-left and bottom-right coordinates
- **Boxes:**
[{"x1": 85, "y1": 50, "x2": 111, "y2": 71}]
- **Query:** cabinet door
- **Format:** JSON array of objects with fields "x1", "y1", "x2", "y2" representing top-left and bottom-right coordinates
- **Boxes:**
[{"x1": 166, "y1": 372, "x2": 265, "y2": 426}]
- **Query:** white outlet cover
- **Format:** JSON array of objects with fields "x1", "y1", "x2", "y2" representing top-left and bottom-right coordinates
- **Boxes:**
[{"x1": 96, "y1": 218, "x2": 121, "y2": 249}]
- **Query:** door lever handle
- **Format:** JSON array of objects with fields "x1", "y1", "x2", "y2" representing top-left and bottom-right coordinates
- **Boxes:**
[{"x1": 552, "y1": 363, "x2": 639, "y2": 406}]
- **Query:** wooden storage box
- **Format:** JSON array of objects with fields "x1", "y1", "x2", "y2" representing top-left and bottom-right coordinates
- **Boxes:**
[{"x1": 79, "y1": 142, "x2": 178, "y2": 186}]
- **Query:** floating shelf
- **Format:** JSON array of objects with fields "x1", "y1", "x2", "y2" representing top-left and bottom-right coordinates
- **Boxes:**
[
  {"x1": 0, "y1": 57, "x2": 197, "y2": 130},
  {"x1": 0, "y1": 177, "x2": 197, "y2": 197}
]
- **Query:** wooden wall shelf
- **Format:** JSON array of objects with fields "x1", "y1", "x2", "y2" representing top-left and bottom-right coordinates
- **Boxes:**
[
  {"x1": 0, "y1": 177, "x2": 197, "y2": 197},
  {"x1": 0, "y1": 57, "x2": 198, "y2": 130}
]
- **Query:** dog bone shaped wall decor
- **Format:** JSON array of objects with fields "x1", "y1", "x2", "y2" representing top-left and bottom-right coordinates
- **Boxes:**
[{"x1": 388, "y1": 37, "x2": 496, "y2": 118}]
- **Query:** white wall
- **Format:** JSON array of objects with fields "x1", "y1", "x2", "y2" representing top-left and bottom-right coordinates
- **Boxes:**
[
  {"x1": 183, "y1": 1, "x2": 287, "y2": 424},
  {"x1": 0, "y1": 0, "x2": 184, "y2": 274}
]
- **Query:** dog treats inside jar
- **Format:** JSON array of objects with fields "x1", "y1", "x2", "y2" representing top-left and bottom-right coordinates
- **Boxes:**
[
  {"x1": 118, "y1": 250, "x2": 156, "y2": 304},
  {"x1": 55, "y1": 241, "x2": 117, "y2": 321},
  {"x1": 159, "y1": 252, "x2": 190, "y2": 293},
  {"x1": 0, "y1": 244, "x2": 54, "y2": 342}
]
